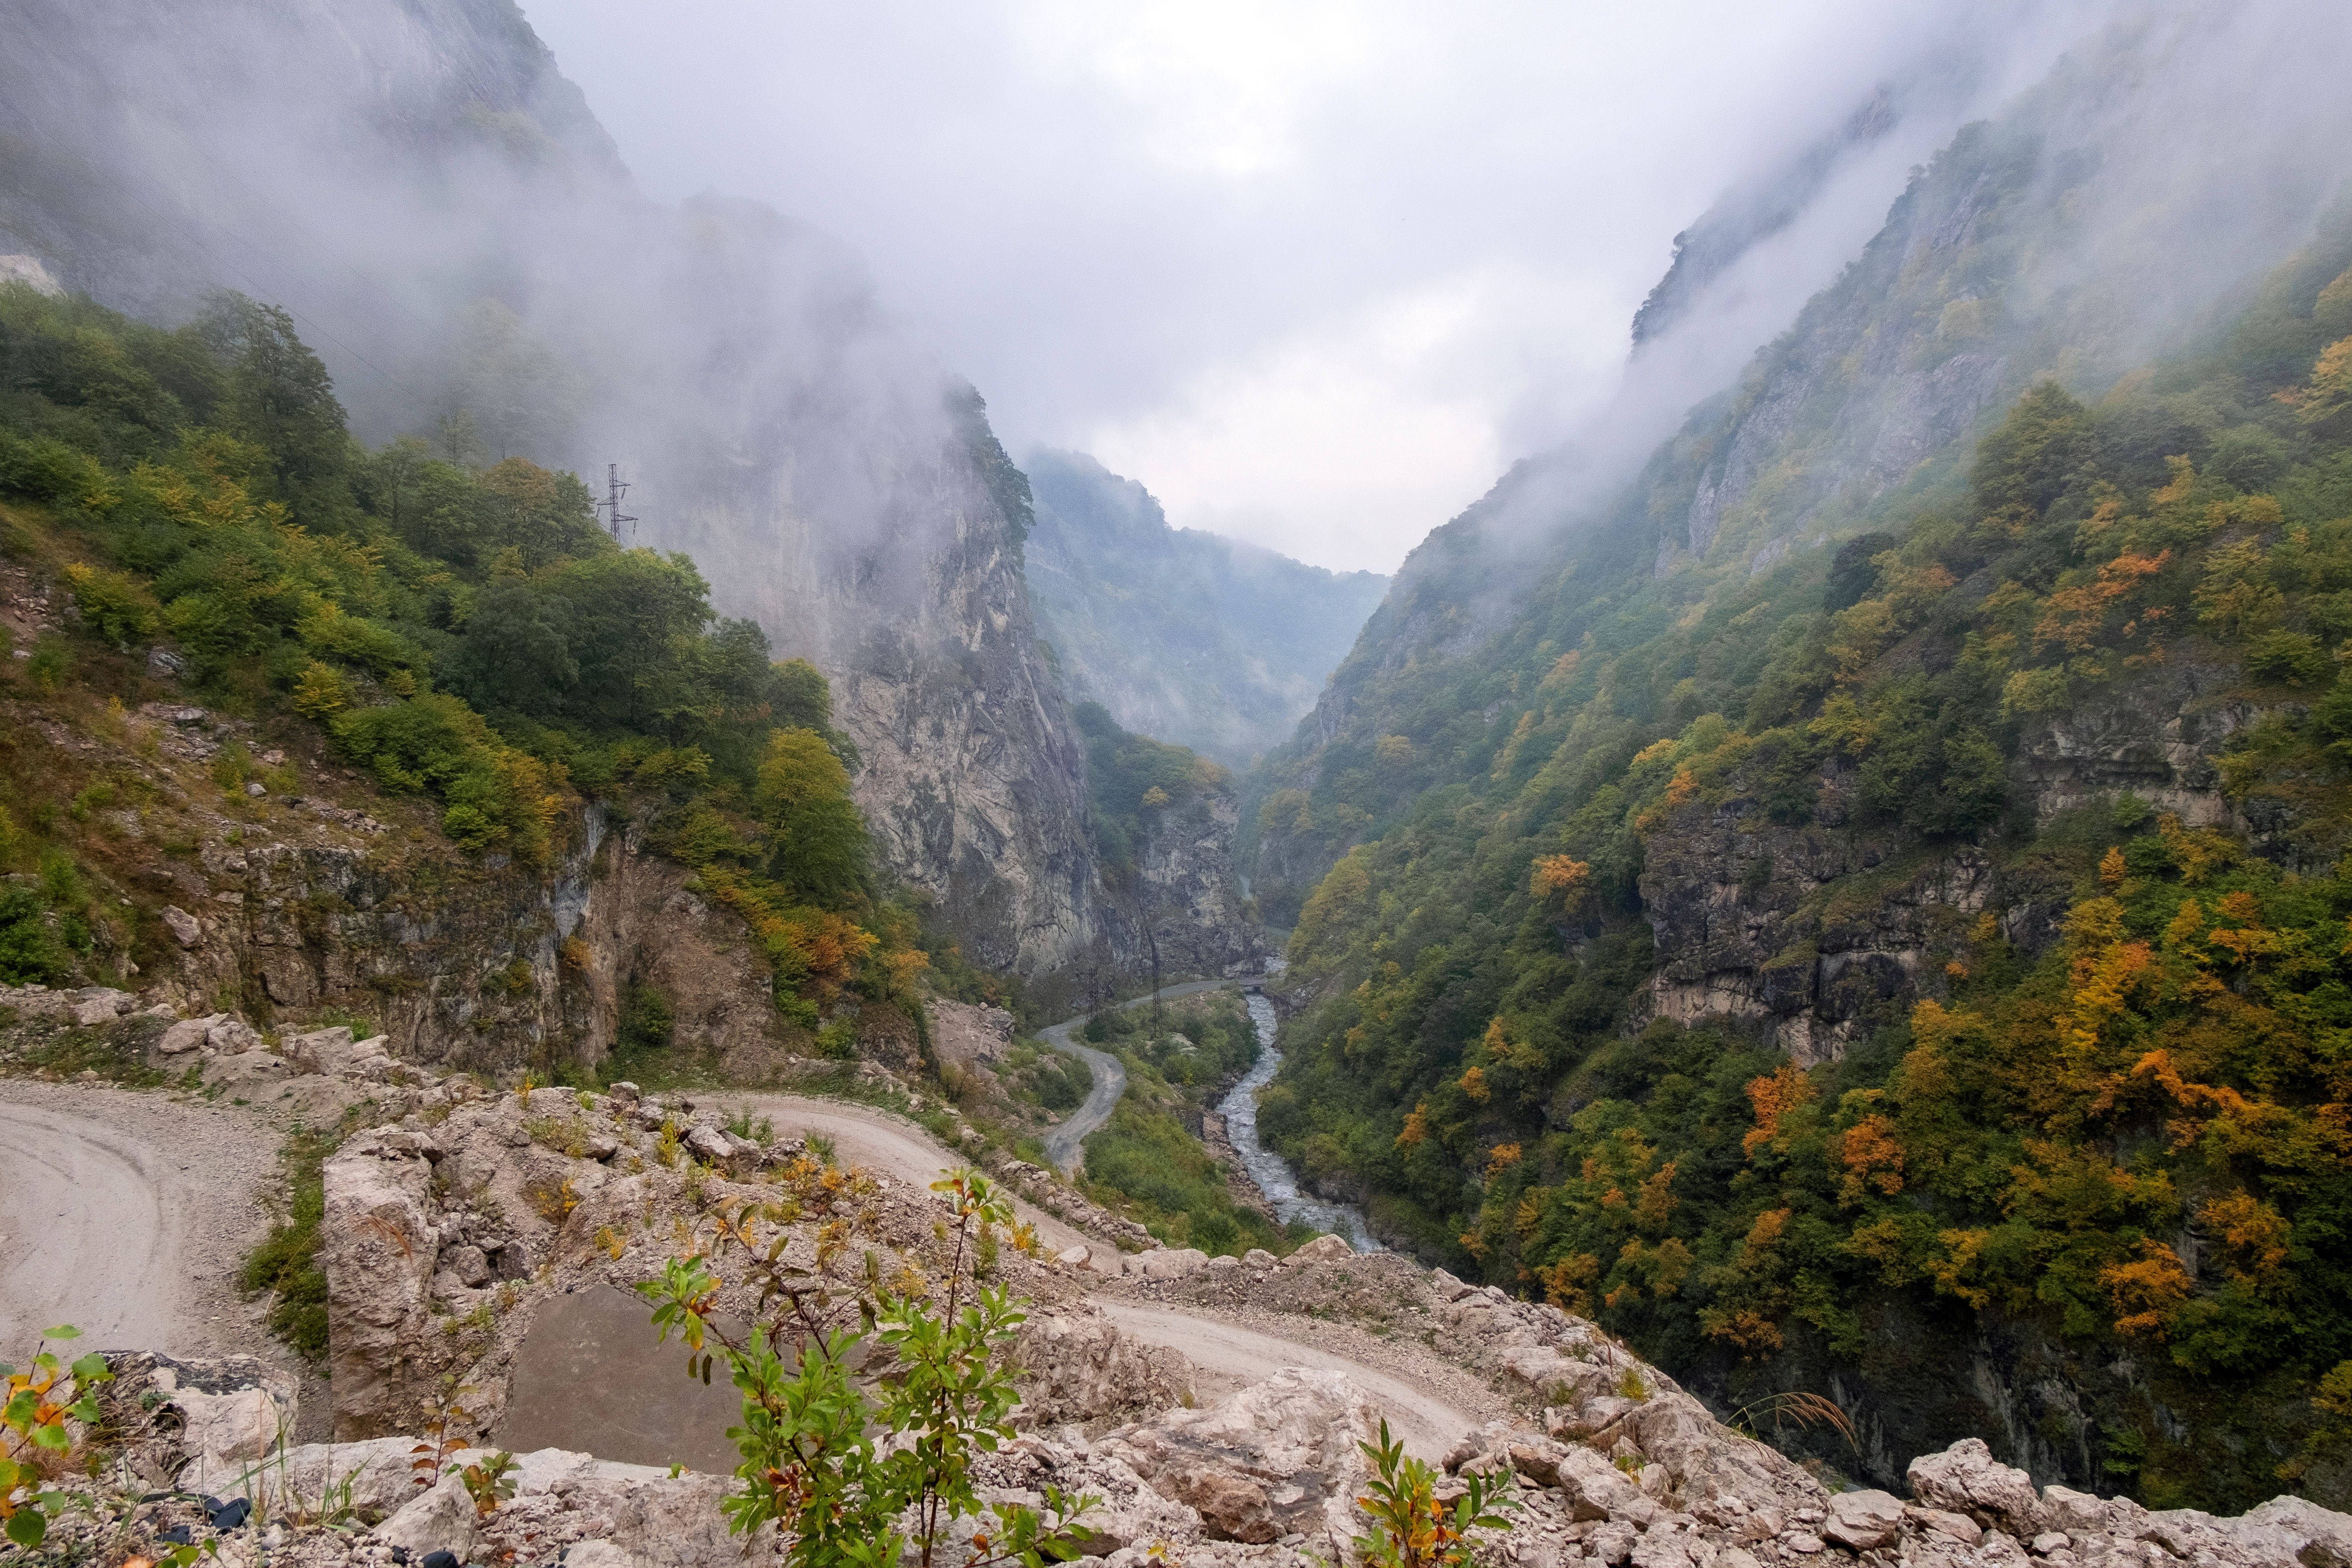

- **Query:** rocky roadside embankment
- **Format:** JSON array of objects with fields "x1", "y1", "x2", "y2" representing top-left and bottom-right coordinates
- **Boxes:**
[
  {"x1": 33, "y1": 1298, "x2": 2352, "y2": 1568},
  {"x1": 13, "y1": 987, "x2": 2352, "y2": 1568}
]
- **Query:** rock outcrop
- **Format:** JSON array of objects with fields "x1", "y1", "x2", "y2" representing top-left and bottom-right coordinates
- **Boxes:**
[
  {"x1": 44, "y1": 1368, "x2": 2349, "y2": 1568},
  {"x1": 96, "y1": 1353, "x2": 300, "y2": 1491},
  {"x1": 1103, "y1": 1367, "x2": 1378, "y2": 1546},
  {"x1": 1636, "y1": 653, "x2": 2277, "y2": 1067},
  {"x1": 1013, "y1": 1309, "x2": 1195, "y2": 1428},
  {"x1": 0, "y1": 696, "x2": 796, "y2": 1078}
]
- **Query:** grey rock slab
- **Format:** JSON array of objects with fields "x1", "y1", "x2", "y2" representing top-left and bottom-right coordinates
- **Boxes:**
[{"x1": 490, "y1": 1284, "x2": 742, "y2": 1472}]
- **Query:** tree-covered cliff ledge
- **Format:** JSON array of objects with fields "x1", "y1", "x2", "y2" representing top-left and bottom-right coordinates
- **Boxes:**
[{"x1": 0, "y1": 282, "x2": 932, "y2": 1057}]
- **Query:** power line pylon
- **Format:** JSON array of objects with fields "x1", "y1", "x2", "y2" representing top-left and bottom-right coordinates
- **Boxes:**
[{"x1": 596, "y1": 463, "x2": 637, "y2": 543}]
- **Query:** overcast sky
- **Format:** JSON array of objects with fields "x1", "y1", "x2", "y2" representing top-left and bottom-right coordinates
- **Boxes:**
[{"x1": 523, "y1": 1, "x2": 2108, "y2": 574}]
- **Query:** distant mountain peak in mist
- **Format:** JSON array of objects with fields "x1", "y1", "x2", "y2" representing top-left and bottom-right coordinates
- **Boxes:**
[{"x1": 1022, "y1": 449, "x2": 1388, "y2": 767}]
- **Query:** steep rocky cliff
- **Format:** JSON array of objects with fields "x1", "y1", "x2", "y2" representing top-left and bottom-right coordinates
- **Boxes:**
[
  {"x1": 1240, "y1": 5, "x2": 2352, "y2": 1514},
  {"x1": 0, "y1": 0, "x2": 1155, "y2": 1001},
  {"x1": 0, "y1": 663, "x2": 795, "y2": 1076},
  {"x1": 1246, "y1": 4, "x2": 2352, "y2": 921}
]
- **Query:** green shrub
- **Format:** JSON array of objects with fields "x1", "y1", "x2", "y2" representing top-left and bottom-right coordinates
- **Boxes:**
[
  {"x1": 0, "y1": 881, "x2": 65, "y2": 984},
  {"x1": 240, "y1": 1128, "x2": 333, "y2": 1365},
  {"x1": 619, "y1": 980, "x2": 674, "y2": 1051}
]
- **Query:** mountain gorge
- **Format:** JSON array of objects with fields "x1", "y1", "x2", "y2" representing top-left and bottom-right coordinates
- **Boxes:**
[
  {"x1": 1244, "y1": 3, "x2": 2352, "y2": 1514},
  {"x1": 9, "y1": 0, "x2": 2352, "y2": 1544}
]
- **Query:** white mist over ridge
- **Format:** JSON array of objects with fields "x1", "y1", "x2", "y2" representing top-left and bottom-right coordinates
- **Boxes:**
[
  {"x1": 1437, "y1": 0, "x2": 2352, "y2": 571},
  {"x1": 528, "y1": 0, "x2": 2138, "y2": 574}
]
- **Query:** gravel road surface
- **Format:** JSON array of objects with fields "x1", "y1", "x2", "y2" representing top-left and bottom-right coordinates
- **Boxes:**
[
  {"x1": 726, "y1": 1091, "x2": 1112, "y2": 1267},
  {"x1": 727, "y1": 1091, "x2": 1496, "y2": 1456},
  {"x1": 1098, "y1": 1300, "x2": 1489, "y2": 1461},
  {"x1": 0, "y1": 1081, "x2": 294, "y2": 1370},
  {"x1": 2, "y1": 1075, "x2": 1492, "y2": 1461}
]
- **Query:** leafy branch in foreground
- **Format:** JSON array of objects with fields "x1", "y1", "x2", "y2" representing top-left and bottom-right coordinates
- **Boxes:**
[
  {"x1": 641, "y1": 1164, "x2": 1086, "y2": 1568},
  {"x1": 1353, "y1": 1419, "x2": 1518, "y2": 1568},
  {"x1": 2, "y1": 1324, "x2": 112, "y2": 1549}
]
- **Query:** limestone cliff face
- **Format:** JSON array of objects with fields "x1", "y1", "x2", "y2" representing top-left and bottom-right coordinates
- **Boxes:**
[
  {"x1": 1634, "y1": 656, "x2": 2256, "y2": 1066},
  {"x1": 151, "y1": 801, "x2": 786, "y2": 1077},
  {"x1": 639, "y1": 380, "x2": 1123, "y2": 1006},
  {"x1": 1114, "y1": 785, "x2": 1264, "y2": 984}
]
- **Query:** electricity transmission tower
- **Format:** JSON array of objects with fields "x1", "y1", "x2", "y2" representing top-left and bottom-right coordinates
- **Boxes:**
[{"x1": 596, "y1": 463, "x2": 637, "y2": 543}]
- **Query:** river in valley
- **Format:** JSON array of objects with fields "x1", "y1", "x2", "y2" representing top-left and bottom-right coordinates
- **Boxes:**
[{"x1": 1217, "y1": 991, "x2": 1381, "y2": 1251}]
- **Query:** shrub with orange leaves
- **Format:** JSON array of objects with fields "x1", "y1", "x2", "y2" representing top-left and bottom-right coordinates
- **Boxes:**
[
  {"x1": 1833, "y1": 1114, "x2": 1905, "y2": 1204},
  {"x1": 2102, "y1": 1238, "x2": 2193, "y2": 1337},
  {"x1": 2202, "y1": 1190, "x2": 2292, "y2": 1286},
  {"x1": 1742, "y1": 1062, "x2": 1815, "y2": 1157},
  {"x1": 1529, "y1": 853, "x2": 1592, "y2": 901}
]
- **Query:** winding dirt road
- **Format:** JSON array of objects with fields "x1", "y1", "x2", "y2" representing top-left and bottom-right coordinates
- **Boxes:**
[
  {"x1": 1038, "y1": 978, "x2": 1236, "y2": 1173},
  {"x1": 733, "y1": 1091, "x2": 1492, "y2": 1456},
  {"x1": 1097, "y1": 1302, "x2": 1482, "y2": 1460},
  {"x1": 1, "y1": 1078, "x2": 1493, "y2": 1460}
]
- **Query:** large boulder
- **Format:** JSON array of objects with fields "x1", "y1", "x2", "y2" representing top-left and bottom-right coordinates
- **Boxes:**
[
  {"x1": 107, "y1": 1353, "x2": 297, "y2": 1486},
  {"x1": 1012, "y1": 1311, "x2": 1193, "y2": 1426},
  {"x1": 153, "y1": 1013, "x2": 225, "y2": 1056},
  {"x1": 201, "y1": 1048, "x2": 294, "y2": 1094},
  {"x1": 322, "y1": 1137, "x2": 441, "y2": 1438},
  {"x1": 1285, "y1": 1233, "x2": 1355, "y2": 1265},
  {"x1": 1102, "y1": 1367, "x2": 1378, "y2": 1551},
  {"x1": 1139, "y1": 1247, "x2": 1210, "y2": 1282},
  {"x1": 1906, "y1": 1438, "x2": 2041, "y2": 1536},
  {"x1": 184, "y1": 1435, "x2": 421, "y2": 1515},
  {"x1": 1825, "y1": 1490, "x2": 1905, "y2": 1551},
  {"x1": 2238, "y1": 1495, "x2": 2352, "y2": 1568},
  {"x1": 71, "y1": 987, "x2": 135, "y2": 1026},
  {"x1": 372, "y1": 1472, "x2": 480, "y2": 1560}
]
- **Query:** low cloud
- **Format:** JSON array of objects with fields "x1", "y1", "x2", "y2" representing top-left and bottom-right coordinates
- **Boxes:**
[{"x1": 527, "y1": 0, "x2": 2132, "y2": 571}]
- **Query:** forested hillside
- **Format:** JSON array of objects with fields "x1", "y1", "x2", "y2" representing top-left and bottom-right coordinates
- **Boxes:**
[
  {"x1": 1244, "y1": 11, "x2": 2352, "y2": 931},
  {"x1": 0, "y1": 0, "x2": 1148, "y2": 1004},
  {"x1": 1026, "y1": 449, "x2": 1388, "y2": 766},
  {"x1": 0, "y1": 282, "x2": 930, "y2": 1034},
  {"x1": 1259, "y1": 226, "x2": 2352, "y2": 1509}
]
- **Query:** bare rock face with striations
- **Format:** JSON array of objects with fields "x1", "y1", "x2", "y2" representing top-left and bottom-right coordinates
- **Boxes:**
[{"x1": 644, "y1": 377, "x2": 1124, "y2": 1007}]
